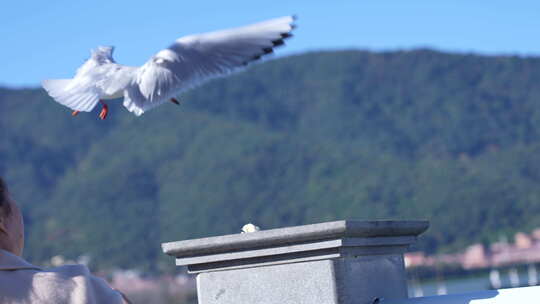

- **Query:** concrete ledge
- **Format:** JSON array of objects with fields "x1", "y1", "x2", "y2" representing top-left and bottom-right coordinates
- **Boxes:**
[{"x1": 162, "y1": 220, "x2": 429, "y2": 258}]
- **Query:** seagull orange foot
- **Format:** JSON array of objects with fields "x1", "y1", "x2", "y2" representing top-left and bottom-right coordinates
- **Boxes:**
[
  {"x1": 99, "y1": 100, "x2": 109, "y2": 120},
  {"x1": 72, "y1": 110, "x2": 80, "y2": 116}
]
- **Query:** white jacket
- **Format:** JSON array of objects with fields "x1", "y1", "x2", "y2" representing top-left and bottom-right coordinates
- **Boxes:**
[{"x1": 0, "y1": 249, "x2": 124, "y2": 304}]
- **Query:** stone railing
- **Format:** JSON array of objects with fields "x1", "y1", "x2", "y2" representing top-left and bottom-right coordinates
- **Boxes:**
[{"x1": 383, "y1": 286, "x2": 540, "y2": 304}]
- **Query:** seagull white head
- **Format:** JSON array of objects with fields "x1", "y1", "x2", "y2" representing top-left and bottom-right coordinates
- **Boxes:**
[{"x1": 91, "y1": 46, "x2": 115, "y2": 63}]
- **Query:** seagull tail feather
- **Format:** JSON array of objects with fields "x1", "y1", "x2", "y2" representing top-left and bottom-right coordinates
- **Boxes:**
[{"x1": 42, "y1": 79, "x2": 73, "y2": 98}]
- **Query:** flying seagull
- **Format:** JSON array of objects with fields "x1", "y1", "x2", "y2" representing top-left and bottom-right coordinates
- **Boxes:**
[{"x1": 42, "y1": 16, "x2": 296, "y2": 119}]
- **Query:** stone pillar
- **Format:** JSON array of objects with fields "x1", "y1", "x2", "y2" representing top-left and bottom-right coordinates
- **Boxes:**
[{"x1": 162, "y1": 220, "x2": 429, "y2": 304}]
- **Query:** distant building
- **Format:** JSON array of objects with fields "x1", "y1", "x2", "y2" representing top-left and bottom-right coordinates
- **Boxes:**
[
  {"x1": 462, "y1": 244, "x2": 488, "y2": 269},
  {"x1": 405, "y1": 228, "x2": 540, "y2": 269},
  {"x1": 514, "y1": 232, "x2": 533, "y2": 249},
  {"x1": 404, "y1": 252, "x2": 430, "y2": 268}
]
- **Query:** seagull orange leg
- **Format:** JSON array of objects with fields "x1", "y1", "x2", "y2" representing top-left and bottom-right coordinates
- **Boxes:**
[
  {"x1": 98, "y1": 100, "x2": 109, "y2": 120},
  {"x1": 170, "y1": 98, "x2": 180, "y2": 105},
  {"x1": 72, "y1": 110, "x2": 80, "y2": 116}
]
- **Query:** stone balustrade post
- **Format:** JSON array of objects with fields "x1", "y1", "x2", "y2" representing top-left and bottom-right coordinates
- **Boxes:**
[{"x1": 162, "y1": 220, "x2": 429, "y2": 304}]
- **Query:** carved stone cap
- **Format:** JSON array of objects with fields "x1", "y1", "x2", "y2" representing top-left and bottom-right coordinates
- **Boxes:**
[{"x1": 162, "y1": 220, "x2": 429, "y2": 259}]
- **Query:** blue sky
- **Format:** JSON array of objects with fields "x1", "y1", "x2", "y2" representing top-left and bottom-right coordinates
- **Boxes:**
[{"x1": 2, "y1": 1, "x2": 539, "y2": 87}]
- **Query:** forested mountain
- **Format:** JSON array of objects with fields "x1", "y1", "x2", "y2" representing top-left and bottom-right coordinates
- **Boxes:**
[{"x1": 2, "y1": 49, "x2": 540, "y2": 272}]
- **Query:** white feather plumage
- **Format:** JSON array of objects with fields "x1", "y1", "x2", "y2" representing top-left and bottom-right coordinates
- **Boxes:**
[{"x1": 42, "y1": 16, "x2": 296, "y2": 117}]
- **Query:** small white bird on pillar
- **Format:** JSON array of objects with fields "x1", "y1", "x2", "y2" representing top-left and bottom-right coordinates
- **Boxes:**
[{"x1": 241, "y1": 223, "x2": 261, "y2": 233}]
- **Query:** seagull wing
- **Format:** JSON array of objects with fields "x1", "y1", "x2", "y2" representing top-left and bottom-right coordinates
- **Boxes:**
[{"x1": 123, "y1": 15, "x2": 296, "y2": 116}]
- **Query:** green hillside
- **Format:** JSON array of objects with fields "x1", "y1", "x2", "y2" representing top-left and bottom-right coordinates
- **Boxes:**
[{"x1": 2, "y1": 49, "x2": 540, "y2": 272}]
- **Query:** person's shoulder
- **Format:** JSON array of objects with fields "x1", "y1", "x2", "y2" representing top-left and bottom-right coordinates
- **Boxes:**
[
  {"x1": 44, "y1": 263, "x2": 92, "y2": 277},
  {"x1": 43, "y1": 263, "x2": 116, "y2": 290},
  {"x1": 39, "y1": 264, "x2": 125, "y2": 303}
]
